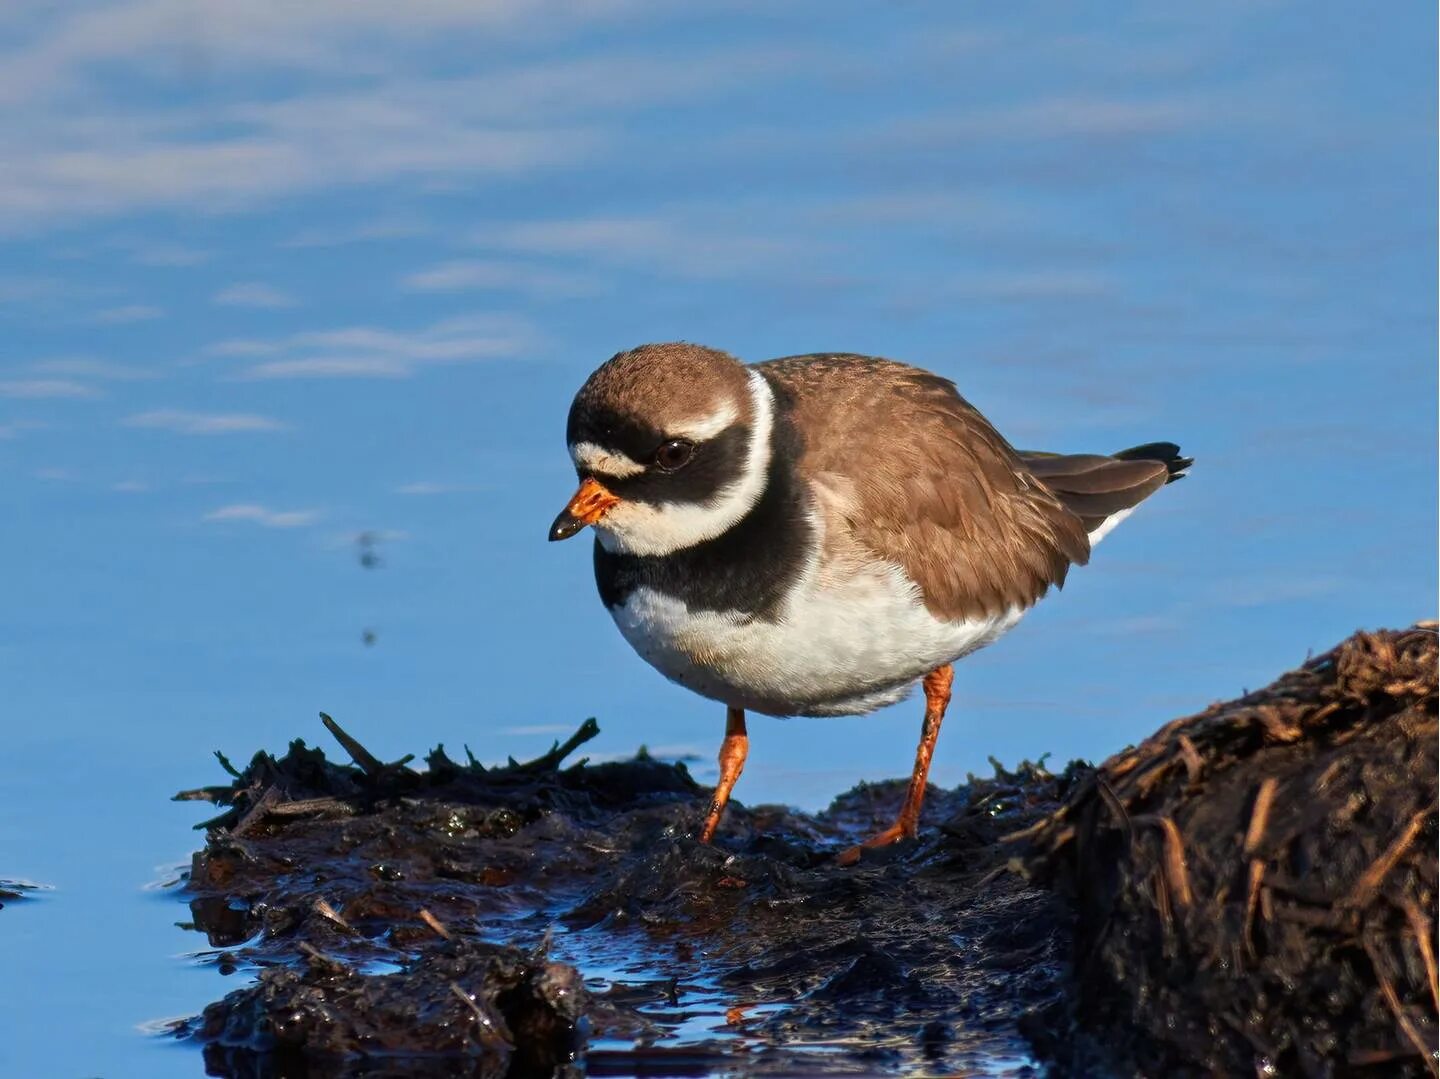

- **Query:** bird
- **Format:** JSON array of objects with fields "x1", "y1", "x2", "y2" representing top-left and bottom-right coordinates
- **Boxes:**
[{"x1": 548, "y1": 343, "x2": 1190, "y2": 864}]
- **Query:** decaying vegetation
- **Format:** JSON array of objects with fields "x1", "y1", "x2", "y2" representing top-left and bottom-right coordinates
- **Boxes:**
[
  {"x1": 171, "y1": 626, "x2": 1438, "y2": 1076},
  {"x1": 1023, "y1": 625, "x2": 1438, "y2": 1076}
]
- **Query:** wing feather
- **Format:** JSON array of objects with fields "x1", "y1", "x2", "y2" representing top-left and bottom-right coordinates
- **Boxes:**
[{"x1": 759, "y1": 354, "x2": 1090, "y2": 620}]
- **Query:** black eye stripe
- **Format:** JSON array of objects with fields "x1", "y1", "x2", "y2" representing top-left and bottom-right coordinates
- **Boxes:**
[
  {"x1": 602, "y1": 424, "x2": 748, "y2": 504},
  {"x1": 567, "y1": 408, "x2": 666, "y2": 463}
]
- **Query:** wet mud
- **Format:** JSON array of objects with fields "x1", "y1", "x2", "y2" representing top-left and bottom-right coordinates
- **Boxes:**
[{"x1": 171, "y1": 626, "x2": 1437, "y2": 1077}]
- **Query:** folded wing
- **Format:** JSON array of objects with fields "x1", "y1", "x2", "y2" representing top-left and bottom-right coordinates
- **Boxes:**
[{"x1": 760, "y1": 354, "x2": 1092, "y2": 622}]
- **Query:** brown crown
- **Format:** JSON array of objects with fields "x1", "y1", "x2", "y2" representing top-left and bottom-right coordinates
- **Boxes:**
[{"x1": 571, "y1": 342, "x2": 753, "y2": 441}]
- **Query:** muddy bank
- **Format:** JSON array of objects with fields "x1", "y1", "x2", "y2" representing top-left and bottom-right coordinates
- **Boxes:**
[
  {"x1": 0, "y1": 879, "x2": 46, "y2": 910},
  {"x1": 172, "y1": 715, "x2": 1074, "y2": 1076},
  {"x1": 1024, "y1": 624, "x2": 1438, "y2": 1077},
  {"x1": 172, "y1": 626, "x2": 1437, "y2": 1077}
]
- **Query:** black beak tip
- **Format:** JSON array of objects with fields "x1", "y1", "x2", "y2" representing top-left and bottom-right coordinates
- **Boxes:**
[{"x1": 548, "y1": 513, "x2": 583, "y2": 542}]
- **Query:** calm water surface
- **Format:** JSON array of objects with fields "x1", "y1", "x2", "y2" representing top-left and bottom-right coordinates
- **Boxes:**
[{"x1": 2, "y1": 2, "x2": 1433, "y2": 1075}]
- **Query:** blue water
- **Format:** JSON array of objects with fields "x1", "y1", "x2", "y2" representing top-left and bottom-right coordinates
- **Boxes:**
[{"x1": 1, "y1": 2, "x2": 1434, "y2": 1075}]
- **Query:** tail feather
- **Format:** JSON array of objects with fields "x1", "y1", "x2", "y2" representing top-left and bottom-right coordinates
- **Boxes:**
[
  {"x1": 1019, "y1": 441, "x2": 1191, "y2": 539},
  {"x1": 1111, "y1": 441, "x2": 1193, "y2": 483}
]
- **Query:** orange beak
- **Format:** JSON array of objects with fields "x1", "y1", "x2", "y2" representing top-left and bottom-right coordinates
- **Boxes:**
[{"x1": 548, "y1": 477, "x2": 620, "y2": 541}]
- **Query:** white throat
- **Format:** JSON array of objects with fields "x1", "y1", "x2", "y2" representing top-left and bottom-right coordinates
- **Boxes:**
[{"x1": 594, "y1": 370, "x2": 775, "y2": 557}]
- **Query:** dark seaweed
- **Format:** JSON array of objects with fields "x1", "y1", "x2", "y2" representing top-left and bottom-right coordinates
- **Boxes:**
[
  {"x1": 172, "y1": 714, "x2": 1073, "y2": 1076},
  {"x1": 0, "y1": 879, "x2": 47, "y2": 909},
  {"x1": 171, "y1": 626, "x2": 1438, "y2": 1078}
]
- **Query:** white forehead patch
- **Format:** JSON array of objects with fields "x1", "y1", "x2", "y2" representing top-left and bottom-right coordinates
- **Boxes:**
[
  {"x1": 569, "y1": 441, "x2": 646, "y2": 479},
  {"x1": 671, "y1": 399, "x2": 739, "y2": 441}
]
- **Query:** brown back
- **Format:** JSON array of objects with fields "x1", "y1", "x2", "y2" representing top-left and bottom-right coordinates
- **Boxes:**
[{"x1": 759, "y1": 354, "x2": 1092, "y2": 621}]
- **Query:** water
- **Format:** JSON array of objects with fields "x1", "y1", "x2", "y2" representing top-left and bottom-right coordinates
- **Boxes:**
[{"x1": 1, "y1": 2, "x2": 1433, "y2": 1074}]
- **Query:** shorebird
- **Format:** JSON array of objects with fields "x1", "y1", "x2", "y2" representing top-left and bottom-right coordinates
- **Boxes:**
[{"x1": 549, "y1": 343, "x2": 1189, "y2": 864}]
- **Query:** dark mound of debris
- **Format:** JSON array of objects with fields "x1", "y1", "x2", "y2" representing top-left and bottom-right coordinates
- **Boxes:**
[
  {"x1": 171, "y1": 627, "x2": 1438, "y2": 1077},
  {"x1": 0, "y1": 879, "x2": 46, "y2": 910},
  {"x1": 174, "y1": 714, "x2": 1076, "y2": 1076},
  {"x1": 1024, "y1": 625, "x2": 1439, "y2": 1077},
  {"x1": 190, "y1": 939, "x2": 591, "y2": 1079}
]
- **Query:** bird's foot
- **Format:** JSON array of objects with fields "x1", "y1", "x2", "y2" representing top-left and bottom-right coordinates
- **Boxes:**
[
  {"x1": 697, "y1": 798, "x2": 726, "y2": 845},
  {"x1": 835, "y1": 820, "x2": 914, "y2": 867}
]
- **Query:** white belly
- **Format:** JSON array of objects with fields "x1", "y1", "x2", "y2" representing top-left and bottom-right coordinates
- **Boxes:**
[{"x1": 609, "y1": 555, "x2": 1024, "y2": 717}]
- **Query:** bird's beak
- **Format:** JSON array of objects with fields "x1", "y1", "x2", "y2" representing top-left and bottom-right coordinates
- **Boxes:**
[{"x1": 549, "y1": 476, "x2": 620, "y2": 541}]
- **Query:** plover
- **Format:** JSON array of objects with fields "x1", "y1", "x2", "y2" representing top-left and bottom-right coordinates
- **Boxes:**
[{"x1": 549, "y1": 343, "x2": 1190, "y2": 863}]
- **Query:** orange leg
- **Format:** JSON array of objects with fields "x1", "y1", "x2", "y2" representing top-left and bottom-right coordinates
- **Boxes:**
[
  {"x1": 837, "y1": 664, "x2": 954, "y2": 866},
  {"x1": 698, "y1": 707, "x2": 748, "y2": 843}
]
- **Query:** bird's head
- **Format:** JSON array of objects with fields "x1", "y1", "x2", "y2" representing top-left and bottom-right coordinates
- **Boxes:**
[{"x1": 550, "y1": 343, "x2": 775, "y2": 557}]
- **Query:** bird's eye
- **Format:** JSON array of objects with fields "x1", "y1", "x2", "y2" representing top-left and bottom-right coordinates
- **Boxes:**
[{"x1": 653, "y1": 439, "x2": 694, "y2": 471}]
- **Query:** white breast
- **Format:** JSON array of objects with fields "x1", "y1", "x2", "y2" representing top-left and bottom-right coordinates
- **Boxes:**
[{"x1": 609, "y1": 541, "x2": 1024, "y2": 718}]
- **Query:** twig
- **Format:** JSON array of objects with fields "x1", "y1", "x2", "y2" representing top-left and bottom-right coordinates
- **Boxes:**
[
  {"x1": 516, "y1": 717, "x2": 601, "y2": 772},
  {"x1": 296, "y1": 941, "x2": 345, "y2": 968},
  {"x1": 1366, "y1": 938, "x2": 1439, "y2": 1074},
  {"x1": 1176, "y1": 735, "x2": 1203, "y2": 786},
  {"x1": 1108, "y1": 751, "x2": 1143, "y2": 779},
  {"x1": 320, "y1": 712, "x2": 414, "y2": 775},
  {"x1": 449, "y1": 983, "x2": 511, "y2": 1049},
  {"x1": 1243, "y1": 778, "x2": 1279, "y2": 856},
  {"x1": 418, "y1": 908, "x2": 453, "y2": 940},
  {"x1": 973, "y1": 862, "x2": 1011, "y2": 890},
  {"x1": 1253, "y1": 707, "x2": 1301, "y2": 744},
  {"x1": 172, "y1": 786, "x2": 235, "y2": 803},
  {"x1": 1240, "y1": 778, "x2": 1278, "y2": 959},
  {"x1": 1096, "y1": 778, "x2": 1134, "y2": 843},
  {"x1": 1152, "y1": 866, "x2": 1173, "y2": 935},
  {"x1": 320, "y1": 712, "x2": 385, "y2": 774},
  {"x1": 267, "y1": 797, "x2": 356, "y2": 819},
  {"x1": 1403, "y1": 897, "x2": 1440, "y2": 1016},
  {"x1": 231, "y1": 786, "x2": 283, "y2": 838},
  {"x1": 1313, "y1": 757, "x2": 1346, "y2": 792},
  {"x1": 297, "y1": 941, "x2": 326, "y2": 962},
  {"x1": 1346, "y1": 807, "x2": 1432, "y2": 909},
  {"x1": 999, "y1": 812, "x2": 1060, "y2": 844},
  {"x1": 1044, "y1": 824, "x2": 1075, "y2": 850},
  {"x1": 1351, "y1": 1048, "x2": 1418, "y2": 1067},
  {"x1": 214, "y1": 750, "x2": 243, "y2": 779},
  {"x1": 1242, "y1": 859, "x2": 1266, "y2": 959},
  {"x1": 1133, "y1": 814, "x2": 1193, "y2": 909},
  {"x1": 313, "y1": 898, "x2": 355, "y2": 933}
]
